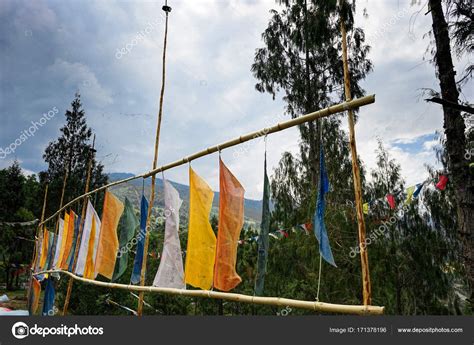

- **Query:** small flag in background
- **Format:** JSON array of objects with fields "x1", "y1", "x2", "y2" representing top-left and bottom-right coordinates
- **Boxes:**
[
  {"x1": 386, "y1": 194, "x2": 396, "y2": 209},
  {"x1": 413, "y1": 183, "x2": 424, "y2": 199},
  {"x1": 404, "y1": 186, "x2": 415, "y2": 205},
  {"x1": 130, "y1": 195, "x2": 148, "y2": 285},
  {"x1": 435, "y1": 175, "x2": 448, "y2": 190},
  {"x1": 363, "y1": 203, "x2": 369, "y2": 215},
  {"x1": 313, "y1": 145, "x2": 336, "y2": 267}
]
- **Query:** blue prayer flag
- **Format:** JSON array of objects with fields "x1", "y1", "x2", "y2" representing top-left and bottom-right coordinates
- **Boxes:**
[
  {"x1": 42, "y1": 278, "x2": 56, "y2": 316},
  {"x1": 130, "y1": 195, "x2": 149, "y2": 284},
  {"x1": 313, "y1": 145, "x2": 336, "y2": 267}
]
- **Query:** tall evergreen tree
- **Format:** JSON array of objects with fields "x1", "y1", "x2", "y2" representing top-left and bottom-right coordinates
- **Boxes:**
[
  {"x1": 427, "y1": 0, "x2": 473, "y2": 308},
  {"x1": 42, "y1": 93, "x2": 108, "y2": 214}
]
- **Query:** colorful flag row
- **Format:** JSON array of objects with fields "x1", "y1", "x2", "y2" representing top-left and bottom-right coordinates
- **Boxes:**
[{"x1": 362, "y1": 174, "x2": 449, "y2": 215}]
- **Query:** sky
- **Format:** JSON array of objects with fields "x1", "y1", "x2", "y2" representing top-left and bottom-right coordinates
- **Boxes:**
[{"x1": 0, "y1": 0, "x2": 472, "y2": 199}]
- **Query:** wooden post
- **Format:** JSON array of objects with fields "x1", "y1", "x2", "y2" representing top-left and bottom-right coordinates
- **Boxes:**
[
  {"x1": 137, "y1": 2, "x2": 171, "y2": 316},
  {"x1": 340, "y1": 19, "x2": 372, "y2": 305},
  {"x1": 62, "y1": 136, "x2": 96, "y2": 315}
]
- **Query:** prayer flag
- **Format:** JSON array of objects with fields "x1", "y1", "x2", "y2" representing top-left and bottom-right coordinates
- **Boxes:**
[
  {"x1": 67, "y1": 214, "x2": 81, "y2": 272},
  {"x1": 39, "y1": 228, "x2": 50, "y2": 270},
  {"x1": 153, "y1": 179, "x2": 185, "y2": 289},
  {"x1": 42, "y1": 278, "x2": 55, "y2": 316},
  {"x1": 363, "y1": 203, "x2": 369, "y2": 215},
  {"x1": 60, "y1": 210, "x2": 76, "y2": 269},
  {"x1": 413, "y1": 183, "x2": 424, "y2": 198},
  {"x1": 57, "y1": 212, "x2": 70, "y2": 269},
  {"x1": 214, "y1": 159, "x2": 245, "y2": 291},
  {"x1": 255, "y1": 154, "x2": 270, "y2": 296},
  {"x1": 76, "y1": 201, "x2": 101, "y2": 277},
  {"x1": 436, "y1": 175, "x2": 448, "y2": 190},
  {"x1": 184, "y1": 167, "x2": 216, "y2": 290},
  {"x1": 28, "y1": 276, "x2": 41, "y2": 315},
  {"x1": 130, "y1": 195, "x2": 148, "y2": 284},
  {"x1": 95, "y1": 191, "x2": 124, "y2": 280},
  {"x1": 405, "y1": 186, "x2": 415, "y2": 205},
  {"x1": 84, "y1": 209, "x2": 101, "y2": 280},
  {"x1": 313, "y1": 145, "x2": 336, "y2": 267},
  {"x1": 52, "y1": 219, "x2": 64, "y2": 268},
  {"x1": 113, "y1": 197, "x2": 139, "y2": 282},
  {"x1": 386, "y1": 194, "x2": 396, "y2": 209}
]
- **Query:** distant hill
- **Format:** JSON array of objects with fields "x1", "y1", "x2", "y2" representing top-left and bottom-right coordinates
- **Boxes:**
[{"x1": 107, "y1": 172, "x2": 263, "y2": 224}]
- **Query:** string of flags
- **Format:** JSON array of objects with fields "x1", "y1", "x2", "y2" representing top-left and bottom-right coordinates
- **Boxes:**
[
  {"x1": 30, "y1": 148, "x2": 450, "y2": 315},
  {"x1": 362, "y1": 174, "x2": 449, "y2": 215}
]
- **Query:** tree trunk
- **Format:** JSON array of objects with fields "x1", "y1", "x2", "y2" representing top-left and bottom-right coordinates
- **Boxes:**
[{"x1": 429, "y1": 0, "x2": 474, "y2": 307}]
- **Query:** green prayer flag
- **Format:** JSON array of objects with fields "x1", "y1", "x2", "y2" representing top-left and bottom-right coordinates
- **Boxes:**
[
  {"x1": 112, "y1": 197, "x2": 139, "y2": 282},
  {"x1": 255, "y1": 153, "x2": 270, "y2": 296}
]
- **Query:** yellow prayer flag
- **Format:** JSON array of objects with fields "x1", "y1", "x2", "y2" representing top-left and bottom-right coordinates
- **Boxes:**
[
  {"x1": 95, "y1": 190, "x2": 124, "y2": 280},
  {"x1": 405, "y1": 185, "x2": 415, "y2": 205},
  {"x1": 30, "y1": 276, "x2": 41, "y2": 315},
  {"x1": 363, "y1": 203, "x2": 369, "y2": 215},
  {"x1": 184, "y1": 167, "x2": 216, "y2": 290}
]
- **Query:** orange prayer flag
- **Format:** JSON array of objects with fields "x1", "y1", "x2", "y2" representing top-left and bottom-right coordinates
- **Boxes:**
[
  {"x1": 39, "y1": 228, "x2": 50, "y2": 270},
  {"x1": 60, "y1": 210, "x2": 76, "y2": 269},
  {"x1": 57, "y1": 212, "x2": 70, "y2": 268},
  {"x1": 95, "y1": 190, "x2": 124, "y2": 280},
  {"x1": 213, "y1": 159, "x2": 245, "y2": 291},
  {"x1": 30, "y1": 276, "x2": 41, "y2": 315},
  {"x1": 84, "y1": 214, "x2": 98, "y2": 279}
]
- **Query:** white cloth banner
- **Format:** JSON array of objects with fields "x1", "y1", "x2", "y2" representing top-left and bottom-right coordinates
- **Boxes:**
[
  {"x1": 52, "y1": 218, "x2": 64, "y2": 268},
  {"x1": 75, "y1": 200, "x2": 101, "y2": 276},
  {"x1": 153, "y1": 179, "x2": 185, "y2": 289}
]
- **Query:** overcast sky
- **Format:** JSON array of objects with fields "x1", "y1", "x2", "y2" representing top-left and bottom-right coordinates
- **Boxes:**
[{"x1": 1, "y1": 0, "x2": 472, "y2": 199}]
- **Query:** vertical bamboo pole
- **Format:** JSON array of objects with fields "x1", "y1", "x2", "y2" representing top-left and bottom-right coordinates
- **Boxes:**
[
  {"x1": 137, "y1": 2, "x2": 171, "y2": 316},
  {"x1": 62, "y1": 136, "x2": 96, "y2": 315},
  {"x1": 340, "y1": 19, "x2": 372, "y2": 305}
]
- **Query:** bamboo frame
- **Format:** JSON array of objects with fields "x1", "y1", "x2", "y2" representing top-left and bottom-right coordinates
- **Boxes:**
[
  {"x1": 340, "y1": 20, "x2": 372, "y2": 305},
  {"x1": 37, "y1": 94, "x2": 375, "y2": 229},
  {"x1": 34, "y1": 269, "x2": 384, "y2": 315}
]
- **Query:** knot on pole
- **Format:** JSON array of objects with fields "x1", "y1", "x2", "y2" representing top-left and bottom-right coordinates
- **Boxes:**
[{"x1": 162, "y1": 5, "x2": 172, "y2": 12}]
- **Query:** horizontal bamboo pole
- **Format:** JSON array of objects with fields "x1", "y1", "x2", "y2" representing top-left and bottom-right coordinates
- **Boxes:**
[
  {"x1": 38, "y1": 94, "x2": 375, "y2": 227},
  {"x1": 34, "y1": 269, "x2": 384, "y2": 315}
]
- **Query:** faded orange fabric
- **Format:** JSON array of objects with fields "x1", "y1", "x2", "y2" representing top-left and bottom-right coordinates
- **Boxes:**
[
  {"x1": 95, "y1": 191, "x2": 124, "y2": 280},
  {"x1": 184, "y1": 167, "x2": 216, "y2": 290},
  {"x1": 31, "y1": 276, "x2": 41, "y2": 314},
  {"x1": 60, "y1": 210, "x2": 76, "y2": 269},
  {"x1": 213, "y1": 159, "x2": 245, "y2": 291},
  {"x1": 39, "y1": 227, "x2": 50, "y2": 270},
  {"x1": 83, "y1": 215, "x2": 97, "y2": 279}
]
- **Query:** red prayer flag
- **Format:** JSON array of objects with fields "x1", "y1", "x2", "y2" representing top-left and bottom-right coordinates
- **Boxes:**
[
  {"x1": 435, "y1": 175, "x2": 448, "y2": 190},
  {"x1": 386, "y1": 194, "x2": 396, "y2": 209}
]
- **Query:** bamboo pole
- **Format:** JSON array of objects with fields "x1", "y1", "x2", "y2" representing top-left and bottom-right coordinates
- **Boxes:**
[
  {"x1": 137, "y1": 2, "x2": 172, "y2": 316},
  {"x1": 35, "y1": 269, "x2": 384, "y2": 315},
  {"x1": 62, "y1": 136, "x2": 96, "y2": 315},
  {"x1": 340, "y1": 20, "x2": 372, "y2": 305},
  {"x1": 38, "y1": 94, "x2": 375, "y2": 228}
]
